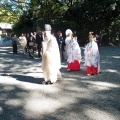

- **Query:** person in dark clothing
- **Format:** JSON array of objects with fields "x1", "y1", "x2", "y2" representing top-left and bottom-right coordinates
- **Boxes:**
[
  {"x1": 61, "y1": 39, "x2": 66, "y2": 61},
  {"x1": 25, "y1": 33, "x2": 30, "y2": 52},
  {"x1": 95, "y1": 34, "x2": 102, "y2": 49},
  {"x1": 33, "y1": 32, "x2": 37, "y2": 40},
  {"x1": 12, "y1": 34, "x2": 18, "y2": 54},
  {"x1": 56, "y1": 31, "x2": 64, "y2": 61},
  {"x1": 31, "y1": 32, "x2": 37, "y2": 52},
  {"x1": 28, "y1": 35, "x2": 35, "y2": 59},
  {"x1": 36, "y1": 31, "x2": 45, "y2": 57},
  {"x1": 56, "y1": 31, "x2": 63, "y2": 50},
  {"x1": 41, "y1": 30, "x2": 45, "y2": 41}
]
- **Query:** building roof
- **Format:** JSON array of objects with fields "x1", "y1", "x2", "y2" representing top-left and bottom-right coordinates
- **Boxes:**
[{"x1": 0, "y1": 23, "x2": 13, "y2": 29}]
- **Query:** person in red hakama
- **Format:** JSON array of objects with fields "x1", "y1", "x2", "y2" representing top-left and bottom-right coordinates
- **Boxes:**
[
  {"x1": 84, "y1": 32, "x2": 100, "y2": 75},
  {"x1": 65, "y1": 29, "x2": 82, "y2": 71}
]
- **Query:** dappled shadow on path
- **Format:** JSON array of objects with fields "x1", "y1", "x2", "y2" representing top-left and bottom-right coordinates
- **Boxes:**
[
  {"x1": 0, "y1": 75, "x2": 120, "y2": 120},
  {"x1": 0, "y1": 46, "x2": 120, "y2": 120}
]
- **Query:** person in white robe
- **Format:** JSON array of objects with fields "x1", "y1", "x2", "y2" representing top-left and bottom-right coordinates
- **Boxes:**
[
  {"x1": 41, "y1": 24, "x2": 61, "y2": 84},
  {"x1": 64, "y1": 29, "x2": 73, "y2": 60},
  {"x1": 65, "y1": 29, "x2": 82, "y2": 71},
  {"x1": 18, "y1": 33, "x2": 27, "y2": 54},
  {"x1": 84, "y1": 32, "x2": 100, "y2": 75}
]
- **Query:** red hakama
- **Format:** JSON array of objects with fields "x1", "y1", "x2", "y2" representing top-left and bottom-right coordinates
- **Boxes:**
[
  {"x1": 67, "y1": 60, "x2": 80, "y2": 71},
  {"x1": 87, "y1": 66, "x2": 98, "y2": 75}
]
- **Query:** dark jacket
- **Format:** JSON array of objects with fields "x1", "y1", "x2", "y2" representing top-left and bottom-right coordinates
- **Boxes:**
[
  {"x1": 12, "y1": 37, "x2": 18, "y2": 44},
  {"x1": 56, "y1": 35, "x2": 64, "y2": 49},
  {"x1": 36, "y1": 34, "x2": 43, "y2": 47}
]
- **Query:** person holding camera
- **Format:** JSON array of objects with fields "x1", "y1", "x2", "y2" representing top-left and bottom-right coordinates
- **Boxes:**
[{"x1": 28, "y1": 35, "x2": 36, "y2": 59}]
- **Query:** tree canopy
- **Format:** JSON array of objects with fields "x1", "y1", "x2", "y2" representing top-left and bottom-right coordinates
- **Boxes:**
[{"x1": 0, "y1": 0, "x2": 120, "y2": 45}]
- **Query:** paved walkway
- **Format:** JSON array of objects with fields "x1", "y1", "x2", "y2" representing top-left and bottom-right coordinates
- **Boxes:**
[{"x1": 0, "y1": 46, "x2": 120, "y2": 120}]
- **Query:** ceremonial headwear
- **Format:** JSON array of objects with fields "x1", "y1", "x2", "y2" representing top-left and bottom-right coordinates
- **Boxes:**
[
  {"x1": 65, "y1": 29, "x2": 72, "y2": 36},
  {"x1": 44, "y1": 24, "x2": 52, "y2": 37},
  {"x1": 44, "y1": 24, "x2": 52, "y2": 31}
]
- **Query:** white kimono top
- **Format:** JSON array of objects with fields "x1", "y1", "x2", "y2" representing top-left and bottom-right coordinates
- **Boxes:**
[
  {"x1": 65, "y1": 36, "x2": 71, "y2": 52},
  {"x1": 67, "y1": 38, "x2": 82, "y2": 63}
]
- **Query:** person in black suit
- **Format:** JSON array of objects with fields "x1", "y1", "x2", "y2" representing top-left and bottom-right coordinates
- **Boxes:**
[
  {"x1": 95, "y1": 34, "x2": 102, "y2": 49},
  {"x1": 11, "y1": 34, "x2": 18, "y2": 54},
  {"x1": 36, "y1": 31, "x2": 45, "y2": 57},
  {"x1": 25, "y1": 33, "x2": 30, "y2": 53},
  {"x1": 56, "y1": 31, "x2": 64, "y2": 61},
  {"x1": 41, "y1": 30, "x2": 45, "y2": 41}
]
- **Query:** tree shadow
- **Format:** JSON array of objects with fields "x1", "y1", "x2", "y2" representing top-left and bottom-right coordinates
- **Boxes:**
[{"x1": 0, "y1": 46, "x2": 120, "y2": 120}]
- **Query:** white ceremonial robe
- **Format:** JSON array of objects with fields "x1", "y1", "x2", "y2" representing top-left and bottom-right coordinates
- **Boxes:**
[
  {"x1": 66, "y1": 39, "x2": 82, "y2": 71},
  {"x1": 67, "y1": 39, "x2": 82, "y2": 63},
  {"x1": 64, "y1": 36, "x2": 71, "y2": 59},
  {"x1": 65, "y1": 36, "x2": 71, "y2": 52},
  {"x1": 42, "y1": 34, "x2": 61, "y2": 83},
  {"x1": 84, "y1": 40, "x2": 100, "y2": 73}
]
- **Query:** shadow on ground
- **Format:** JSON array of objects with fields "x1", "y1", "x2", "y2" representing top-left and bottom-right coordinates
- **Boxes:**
[{"x1": 0, "y1": 46, "x2": 120, "y2": 120}]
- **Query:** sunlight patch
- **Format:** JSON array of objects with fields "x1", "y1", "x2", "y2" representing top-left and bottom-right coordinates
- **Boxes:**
[
  {"x1": 64, "y1": 78, "x2": 78, "y2": 81},
  {"x1": 23, "y1": 98, "x2": 76, "y2": 119},
  {"x1": 84, "y1": 106, "x2": 118, "y2": 120},
  {"x1": 86, "y1": 81, "x2": 119, "y2": 87},
  {"x1": 81, "y1": 76, "x2": 90, "y2": 79},
  {"x1": 5, "y1": 99, "x2": 22, "y2": 107},
  {"x1": 105, "y1": 69, "x2": 118, "y2": 73},
  {"x1": 0, "y1": 49, "x2": 8, "y2": 51},
  {"x1": 23, "y1": 91, "x2": 77, "y2": 119},
  {"x1": 0, "y1": 106, "x2": 3, "y2": 114},
  {"x1": 112, "y1": 56, "x2": 120, "y2": 59},
  {"x1": 0, "y1": 53, "x2": 8, "y2": 55},
  {"x1": 0, "y1": 76, "x2": 20, "y2": 85},
  {"x1": 3, "y1": 86, "x2": 15, "y2": 91},
  {"x1": 61, "y1": 64, "x2": 67, "y2": 68},
  {"x1": 81, "y1": 81, "x2": 120, "y2": 90},
  {"x1": 23, "y1": 98, "x2": 62, "y2": 119}
]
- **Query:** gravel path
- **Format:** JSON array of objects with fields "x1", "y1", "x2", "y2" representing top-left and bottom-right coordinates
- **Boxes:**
[{"x1": 0, "y1": 46, "x2": 120, "y2": 120}]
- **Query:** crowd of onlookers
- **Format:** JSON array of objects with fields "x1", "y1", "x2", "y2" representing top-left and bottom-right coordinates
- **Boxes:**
[
  {"x1": 11, "y1": 30, "x2": 68, "y2": 60},
  {"x1": 11, "y1": 31, "x2": 43, "y2": 59},
  {"x1": 10, "y1": 30, "x2": 102, "y2": 62}
]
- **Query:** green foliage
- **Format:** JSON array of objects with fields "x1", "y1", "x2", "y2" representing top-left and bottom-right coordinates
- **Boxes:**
[{"x1": 1, "y1": 0, "x2": 120, "y2": 45}]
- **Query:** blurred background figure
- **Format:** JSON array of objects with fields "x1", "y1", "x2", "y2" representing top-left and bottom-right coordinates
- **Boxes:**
[
  {"x1": 11, "y1": 34, "x2": 18, "y2": 54},
  {"x1": 25, "y1": 33, "x2": 30, "y2": 53},
  {"x1": 56, "y1": 31, "x2": 64, "y2": 61},
  {"x1": 28, "y1": 35, "x2": 35, "y2": 59},
  {"x1": 73, "y1": 31, "x2": 77, "y2": 42},
  {"x1": 64, "y1": 29, "x2": 73, "y2": 60},
  {"x1": 41, "y1": 30, "x2": 45, "y2": 41},
  {"x1": 95, "y1": 34, "x2": 102, "y2": 49},
  {"x1": 18, "y1": 33, "x2": 27, "y2": 54},
  {"x1": 36, "y1": 31, "x2": 44, "y2": 57},
  {"x1": 33, "y1": 32, "x2": 36, "y2": 40}
]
